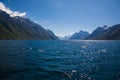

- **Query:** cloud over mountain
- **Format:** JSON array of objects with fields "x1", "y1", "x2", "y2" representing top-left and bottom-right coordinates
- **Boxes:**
[{"x1": 0, "y1": 2, "x2": 26, "y2": 17}]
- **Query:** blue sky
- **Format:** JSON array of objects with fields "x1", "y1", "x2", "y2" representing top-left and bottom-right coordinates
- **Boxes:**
[{"x1": 0, "y1": 0, "x2": 120, "y2": 36}]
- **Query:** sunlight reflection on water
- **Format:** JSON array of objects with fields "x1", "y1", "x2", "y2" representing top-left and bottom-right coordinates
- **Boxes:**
[{"x1": 0, "y1": 40, "x2": 120, "y2": 80}]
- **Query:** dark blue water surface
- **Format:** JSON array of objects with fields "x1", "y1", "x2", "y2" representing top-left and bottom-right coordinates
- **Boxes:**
[{"x1": 0, "y1": 40, "x2": 120, "y2": 80}]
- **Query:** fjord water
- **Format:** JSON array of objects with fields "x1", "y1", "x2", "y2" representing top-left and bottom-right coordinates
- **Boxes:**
[{"x1": 0, "y1": 40, "x2": 120, "y2": 80}]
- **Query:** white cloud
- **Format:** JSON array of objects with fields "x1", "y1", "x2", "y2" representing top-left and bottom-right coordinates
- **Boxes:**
[{"x1": 0, "y1": 2, "x2": 26, "y2": 17}]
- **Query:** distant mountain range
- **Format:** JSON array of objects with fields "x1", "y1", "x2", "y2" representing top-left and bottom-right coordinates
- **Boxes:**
[
  {"x1": 0, "y1": 10, "x2": 120, "y2": 40},
  {"x1": 86, "y1": 24, "x2": 120, "y2": 40},
  {"x1": 58, "y1": 35, "x2": 71, "y2": 40},
  {"x1": 0, "y1": 10, "x2": 58, "y2": 40},
  {"x1": 61, "y1": 24, "x2": 120, "y2": 40},
  {"x1": 69, "y1": 31, "x2": 89, "y2": 40},
  {"x1": 58, "y1": 31, "x2": 90, "y2": 40}
]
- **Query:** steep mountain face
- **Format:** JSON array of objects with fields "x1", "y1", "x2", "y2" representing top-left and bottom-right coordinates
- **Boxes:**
[
  {"x1": 86, "y1": 25, "x2": 108, "y2": 39},
  {"x1": 70, "y1": 30, "x2": 89, "y2": 40},
  {"x1": 47, "y1": 29, "x2": 59, "y2": 40},
  {"x1": 0, "y1": 10, "x2": 58, "y2": 40},
  {"x1": 86, "y1": 24, "x2": 120, "y2": 40}
]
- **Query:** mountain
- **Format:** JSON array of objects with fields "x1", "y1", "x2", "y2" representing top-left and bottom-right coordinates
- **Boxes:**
[
  {"x1": 86, "y1": 25, "x2": 108, "y2": 39},
  {"x1": 0, "y1": 10, "x2": 58, "y2": 40},
  {"x1": 47, "y1": 29, "x2": 59, "y2": 40},
  {"x1": 69, "y1": 30, "x2": 89, "y2": 40},
  {"x1": 58, "y1": 35, "x2": 71, "y2": 40},
  {"x1": 86, "y1": 24, "x2": 120, "y2": 40}
]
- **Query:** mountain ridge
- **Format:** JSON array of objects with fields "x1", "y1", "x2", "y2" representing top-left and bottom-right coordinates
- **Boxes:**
[
  {"x1": 86, "y1": 24, "x2": 120, "y2": 40},
  {"x1": 69, "y1": 30, "x2": 89, "y2": 40},
  {"x1": 0, "y1": 10, "x2": 58, "y2": 40}
]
